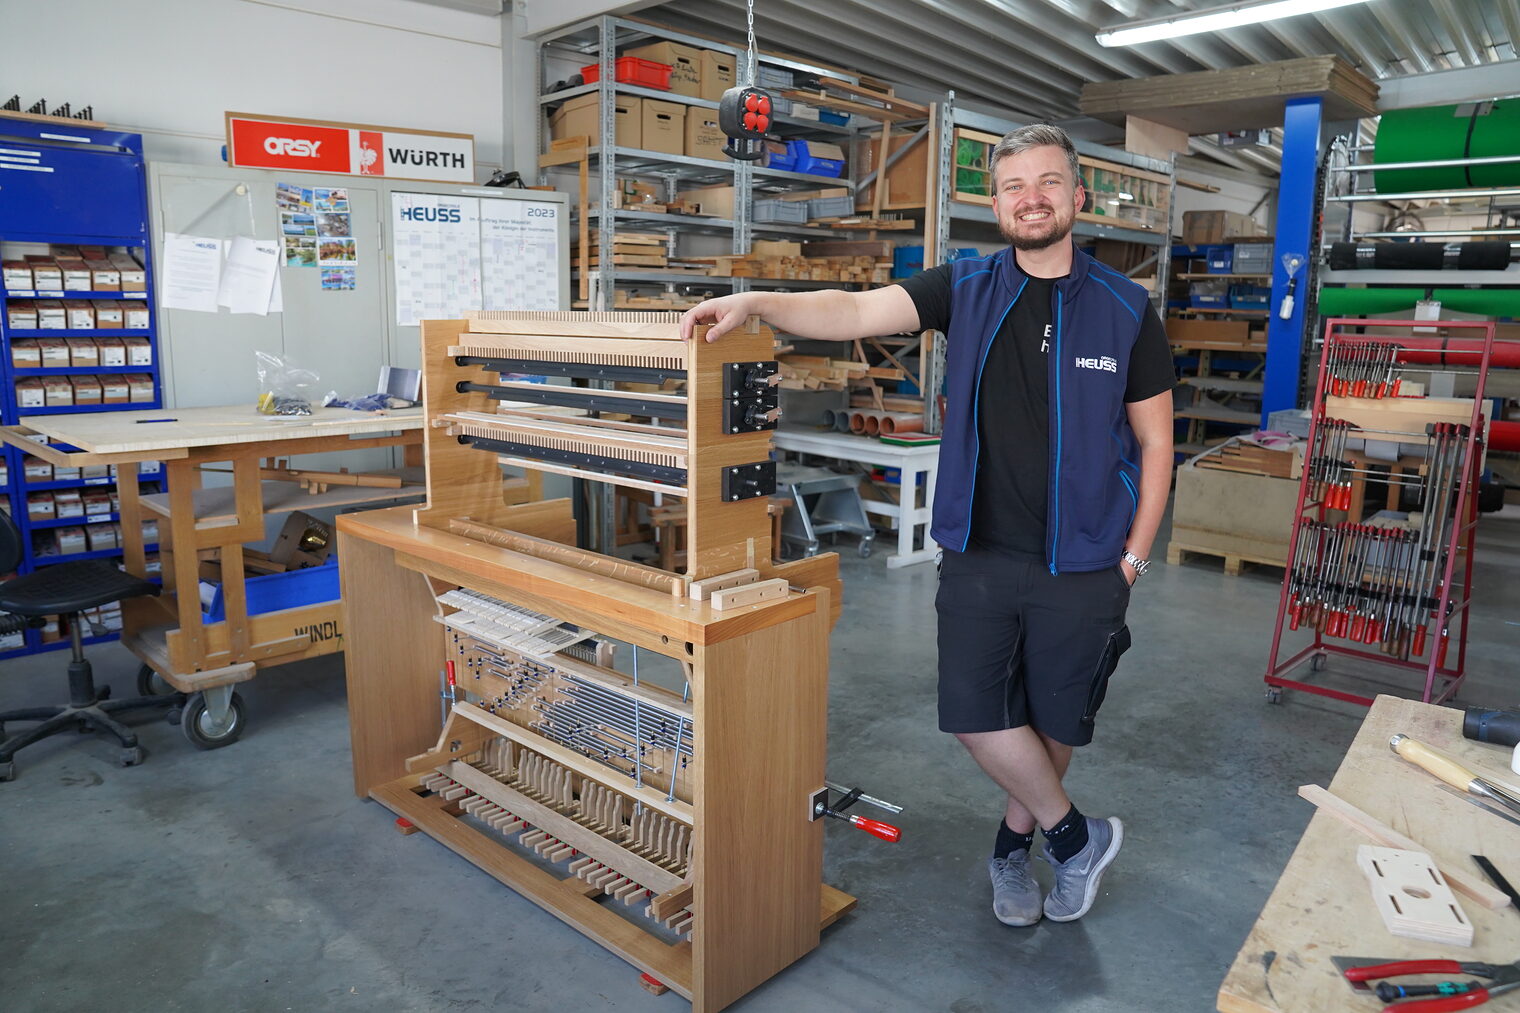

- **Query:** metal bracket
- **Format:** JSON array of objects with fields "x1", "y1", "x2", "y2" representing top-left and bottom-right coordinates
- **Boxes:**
[
  {"x1": 722, "y1": 361, "x2": 781, "y2": 434},
  {"x1": 201, "y1": 685, "x2": 236, "y2": 733},
  {"x1": 721, "y1": 461, "x2": 776, "y2": 502}
]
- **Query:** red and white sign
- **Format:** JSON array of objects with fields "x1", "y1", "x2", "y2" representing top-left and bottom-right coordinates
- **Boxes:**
[{"x1": 225, "y1": 113, "x2": 475, "y2": 183}]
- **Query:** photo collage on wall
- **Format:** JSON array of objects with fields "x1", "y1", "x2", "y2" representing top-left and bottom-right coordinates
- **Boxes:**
[{"x1": 277, "y1": 182, "x2": 356, "y2": 289}]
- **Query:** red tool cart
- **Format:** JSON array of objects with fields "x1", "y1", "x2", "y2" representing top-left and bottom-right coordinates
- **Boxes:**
[{"x1": 1263, "y1": 318, "x2": 1508, "y2": 707}]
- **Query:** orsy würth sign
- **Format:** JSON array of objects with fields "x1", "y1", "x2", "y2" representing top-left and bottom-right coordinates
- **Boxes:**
[{"x1": 224, "y1": 112, "x2": 475, "y2": 184}]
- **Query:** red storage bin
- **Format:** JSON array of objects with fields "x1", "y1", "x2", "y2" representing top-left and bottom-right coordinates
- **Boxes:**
[{"x1": 581, "y1": 57, "x2": 672, "y2": 90}]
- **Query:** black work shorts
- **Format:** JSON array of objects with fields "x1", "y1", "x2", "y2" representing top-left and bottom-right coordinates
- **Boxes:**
[{"x1": 935, "y1": 546, "x2": 1130, "y2": 746}]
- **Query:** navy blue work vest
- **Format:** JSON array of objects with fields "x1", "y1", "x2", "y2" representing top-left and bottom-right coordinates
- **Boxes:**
[{"x1": 932, "y1": 244, "x2": 1148, "y2": 573}]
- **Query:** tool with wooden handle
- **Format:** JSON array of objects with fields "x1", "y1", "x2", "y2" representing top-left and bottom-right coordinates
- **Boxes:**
[{"x1": 1390, "y1": 734, "x2": 1520, "y2": 818}]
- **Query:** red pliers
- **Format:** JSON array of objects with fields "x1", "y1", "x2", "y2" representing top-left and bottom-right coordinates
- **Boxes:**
[{"x1": 1334, "y1": 957, "x2": 1520, "y2": 1010}]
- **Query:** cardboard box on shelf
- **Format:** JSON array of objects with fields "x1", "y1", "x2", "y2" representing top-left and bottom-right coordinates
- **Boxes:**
[
  {"x1": 7, "y1": 302, "x2": 37, "y2": 329},
  {"x1": 122, "y1": 300, "x2": 150, "y2": 329},
  {"x1": 141, "y1": 519, "x2": 159, "y2": 544},
  {"x1": 56, "y1": 257, "x2": 92, "y2": 291},
  {"x1": 109, "y1": 253, "x2": 147, "y2": 291},
  {"x1": 43, "y1": 376, "x2": 74, "y2": 406},
  {"x1": 699, "y1": 49, "x2": 735, "y2": 102},
  {"x1": 81, "y1": 462, "x2": 108, "y2": 480},
  {"x1": 549, "y1": 93, "x2": 642, "y2": 148},
  {"x1": 26, "y1": 492, "x2": 55, "y2": 521},
  {"x1": 34, "y1": 300, "x2": 65, "y2": 329},
  {"x1": 684, "y1": 112, "x2": 727, "y2": 162},
  {"x1": 100, "y1": 377, "x2": 130, "y2": 404},
  {"x1": 70, "y1": 376, "x2": 103, "y2": 405},
  {"x1": 91, "y1": 301, "x2": 123, "y2": 328},
  {"x1": 66, "y1": 338, "x2": 100, "y2": 367},
  {"x1": 1182, "y1": 210, "x2": 1263, "y2": 245},
  {"x1": 55, "y1": 526, "x2": 88, "y2": 555},
  {"x1": 96, "y1": 337, "x2": 127, "y2": 367},
  {"x1": 640, "y1": 99, "x2": 685, "y2": 155},
  {"x1": 54, "y1": 490, "x2": 83, "y2": 518},
  {"x1": 85, "y1": 260, "x2": 120, "y2": 290},
  {"x1": 126, "y1": 374, "x2": 154, "y2": 402},
  {"x1": 124, "y1": 337, "x2": 152, "y2": 366},
  {"x1": 64, "y1": 300, "x2": 95, "y2": 329},
  {"x1": 23, "y1": 457, "x2": 53, "y2": 482},
  {"x1": 3, "y1": 259, "x2": 32, "y2": 288},
  {"x1": 82, "y1": 490, "x2": 112, "y2": 516},
  {"x1": 625, "y1": 41, "x2": 702, "y2": 96},
  {"x1": 86, "y1": 524, "x2": 118, "y2": 552},
  {"x1": 15, "y1": 378, "x2": 45, "y2": 409},
  {"x1": 10, "y1": 340, "x2": 40, "y2": 368},
  {"x1": 36, "y1": 336, "x2": 70, "y2": 365},
  {"x1": 676, "y1": 184, "x2": 734, "y2": 218},
  {"x1": 25, "y1": 258, "x2": 62, "y2": 289}
]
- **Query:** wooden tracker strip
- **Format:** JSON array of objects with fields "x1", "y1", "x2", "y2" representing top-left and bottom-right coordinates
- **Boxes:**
[
  {"x1": 452, "y1": 336, "x2": 686, "y2": 370},
  {"x1": 444, "y1": 415, "x2": 688, "y2": 468},
  {"x1": 449, "y1": 702, "x2": 695, "y2": 824},
  {"x1": 447, "y1": 518, "x2": 686, "y2": 597},
  {"x1": 495, "y1": 455, "x2": 689, "y2": 499},
  {"x1": 460, "y1": 409, "x2": 686, "y2": 441},
  {"x1": 477, "y1": 379, "x2": 687, "y2": 406},
  {"x1": 446, "y1": 760, "x2": 682, "y2": 893},
  {"x1": 372, "y1": 780, "x2": 694, "y2": 998}
]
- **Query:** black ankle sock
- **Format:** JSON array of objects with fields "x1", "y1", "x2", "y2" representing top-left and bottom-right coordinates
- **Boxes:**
[
  {"x1": 994, "y1": 819, "x2": 1035, "y2": 859},
  {"x1": 1042, "y1": 805, "x2": 1090, "y2": 863}
]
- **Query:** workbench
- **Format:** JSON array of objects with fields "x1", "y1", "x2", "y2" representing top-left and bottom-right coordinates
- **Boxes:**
[
  {"x1": 772, "y1": 428, "x2": 939, "y2": 568},
  {"x1": 0, "y1": 405, "x2": 426, "y2": 747},
  {"x1": 1218, "y1": 695, "x2": 1520, "y2": 1012}
]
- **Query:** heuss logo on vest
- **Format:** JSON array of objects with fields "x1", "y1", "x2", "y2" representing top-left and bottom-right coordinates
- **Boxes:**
[
  {"x1": 400, "y1": 205, "x2": 462, "y2": 222},
  {"x1": 1075, "y1": 355, "x2": 1119, "y2": 373}
]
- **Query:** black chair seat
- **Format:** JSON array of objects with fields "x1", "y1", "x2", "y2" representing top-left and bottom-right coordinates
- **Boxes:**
[{"x1": 0, "y1": 561, "x2": 160, "y2": 617}]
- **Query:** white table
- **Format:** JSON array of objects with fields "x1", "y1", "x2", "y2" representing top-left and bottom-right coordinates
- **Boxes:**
[{"x1": 772, "y1": 428, "x2": 939, "y2": 568}]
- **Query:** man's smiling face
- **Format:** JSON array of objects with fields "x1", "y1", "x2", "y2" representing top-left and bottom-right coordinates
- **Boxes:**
[{"x1": 992, "y1": 144, "x2": 1084, "y2": 252}]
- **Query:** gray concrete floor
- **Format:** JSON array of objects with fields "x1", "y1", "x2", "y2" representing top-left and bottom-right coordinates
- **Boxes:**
[{"x1": 3, "y1": 508, "x2": 1518, "y2": 1013}]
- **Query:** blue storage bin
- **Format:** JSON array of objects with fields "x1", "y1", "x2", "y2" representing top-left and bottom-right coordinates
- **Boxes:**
[
  {"x1": 1189, "y1": 280, "x2": 1228, "y2": 308},
  {"x1": 204, "y1": 555, "x2": 339, "y2": 621},
  {"x1": 818, "y1": 110, "x2": 849, "y2": 126},
  {"x1": 1206, "y1": 246, "x2": 1234, "y2": 273},
  {"x1": 1229, "y1": 284, "x2": 1270, "y2": 309},
  {"x1": 786, "y1": 140, "x2": 845, "y2": 178},
  {"x1": 765, "y1": 146, "x2": 798, "y2": 172}
]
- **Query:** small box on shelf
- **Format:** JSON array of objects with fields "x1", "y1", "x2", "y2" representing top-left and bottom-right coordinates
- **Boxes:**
[
  {"x1": 123, "y1": 301, "x2": 150, "y2": 329},
  {"x1": 623, "y1": 42, "x2": 699, "y2": 95},
  {"x1": 11, "y1": 339, "x2": 40, "y2": 367},
  {"x1": 91, "y1": 301, "x2": 123, "y2": 327},
  {"x1": 35, "y1": 300, "x2": 65, "y2": 329},
  {"x1": 7, "y1": 302, "x2": 37, "y2": 329},
  {"x1": 97, "y1": 337, "x2": 126, "y2": 366},
  {"x1": 67, "y1": 337, "x2": 100, "y2": 367},
  {"x1": 110, "y1": 253, "x2": 146, "y2": 291},
  {"x1": 699, "y1": 50, "x2": 734, "y2": 102},
  {"x1": 3, "y1": 259, "x2": 32, "y2": 288}
]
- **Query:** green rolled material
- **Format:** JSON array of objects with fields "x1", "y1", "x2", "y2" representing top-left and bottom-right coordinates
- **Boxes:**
[
  {"x1": 1372, "y1": 99, "x2": 1520, "y2": 192},
  {"x1": 1317, "y1": 287, "x2": 1426, "y2": 315},
  {"x1": 1435, "y1": 288, "x2": 1520, "y2": 317}
]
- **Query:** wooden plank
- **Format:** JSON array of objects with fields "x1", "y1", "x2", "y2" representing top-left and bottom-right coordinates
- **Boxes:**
[
  {"x1": 449, "y1": 518, "x2": 685, "y2": 596},
  {"x1": 338, "y1": 531, "x2": 446, "y2": 797},
  {"x1": 710, "y1": 577, "x2": 789, "y2": 611},
  {"x1": 692, "y1": 590, "x2": 830, "y2": 1012},
  {"x1": 444, "y1": 760, "x2": 682, "y2": 893},
  {"x1": 688, "y1": 568, "x2": 760, "y2": 601},
  {"x1": 373, "y1": 780, "x2": 695, "y2": 998},
  {"x1": 138, "y1": 475, "x2": 421, "y2": 524}
]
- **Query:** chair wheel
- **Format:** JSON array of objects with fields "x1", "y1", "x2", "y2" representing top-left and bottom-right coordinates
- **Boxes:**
[
  {"x1": 136, "y1": 664, "x2": 175, "y2": 697},
  {"x1": 1310, "y1": 653, "x2": 1327, "y2": 672},
  {"x1": 181, "y1": 692, "x2": 247, "y2": 750},
  {"x1": 1265, "y1": 686, "x2": 1284, "y2": 704},
  {"x1": 857, "y1": 540, "x2": 873, "y2": 558},
  {"x1": 119, "y1": 746, "x2": 145, "y2": 767},
  {"x1": 0, "y1": 760, "x2": 13, "y2": 782},
  {"x1": 98, "y1": 686, "x2": 112, "y2": 701},
  {"x1": 165, "y1": 706, "x2": 183, "y2": 726}
]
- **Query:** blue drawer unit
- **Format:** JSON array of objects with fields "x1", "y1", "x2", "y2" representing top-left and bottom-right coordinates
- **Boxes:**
[{"x1": 0, "y1": 115, "x2": 163, "y2": 658}]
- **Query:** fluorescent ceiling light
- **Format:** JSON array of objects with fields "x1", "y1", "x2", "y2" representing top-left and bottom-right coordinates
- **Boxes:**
[{"x1": 1096, "y1": 0, "x2": 1376, "y2": 47}]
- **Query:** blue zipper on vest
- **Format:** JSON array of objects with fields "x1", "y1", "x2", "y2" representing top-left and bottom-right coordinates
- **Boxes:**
[
  {"x1": 960, "y1": 278, "x2": 1026, "y2": 552},
  {"x1": 1049, "y1": 294, "x2": 1064, "y2": 575}
]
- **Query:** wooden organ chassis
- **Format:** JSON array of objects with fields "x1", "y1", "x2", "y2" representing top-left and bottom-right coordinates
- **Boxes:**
[{"x1": 338, "y1": 312, "x2": 852, "y2": 1012}]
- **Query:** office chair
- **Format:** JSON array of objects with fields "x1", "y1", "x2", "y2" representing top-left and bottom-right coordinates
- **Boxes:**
[{"x1": 0, "y1": 507, "x2": 170, "y2": 781}]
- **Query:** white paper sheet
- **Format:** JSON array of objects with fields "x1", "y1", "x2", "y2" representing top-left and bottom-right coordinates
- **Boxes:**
[
  {"x1": 218, "y1": 237, "x2": 281, "y2": 315},
  {"x1": 160, "y1": 233, "x2": 223, "y2": 313},
  {"x1": 481, "y1": 199, "x2": 561, "y2": 311}
]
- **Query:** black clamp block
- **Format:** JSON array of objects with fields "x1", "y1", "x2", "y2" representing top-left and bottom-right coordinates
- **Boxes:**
[{"x1": 721, "y1": 461, "x2": 776, "y2": 502}]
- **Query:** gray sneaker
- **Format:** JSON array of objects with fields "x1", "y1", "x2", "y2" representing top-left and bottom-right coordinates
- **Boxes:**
[
  {"x1": 1039, "y1": 816, "x2": 1124, "y2": 922},
  {"x1": 988, "y1": 851, "x2": 1042, "y2": 926}
]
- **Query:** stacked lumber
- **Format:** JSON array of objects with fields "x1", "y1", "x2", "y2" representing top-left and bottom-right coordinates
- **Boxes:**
[
  {"x1": 571, "y1": 230, "x2": 668, "y2": 269},
  {"x1": 695, "y1": 254, "x2": 891, "y2": 283},
  {"x1": 776, "y1": 354, "x2": 903, "y2": 391},
  {"x1": 1079, "y1": 56, "x2": 1378, "y2": 133},
  {"x1": 1194, "y1": 440, "x2": 1298, "y2": 479}
]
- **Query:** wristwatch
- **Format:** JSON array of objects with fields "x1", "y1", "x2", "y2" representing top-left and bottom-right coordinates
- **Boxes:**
[{"x1": 1121, "y1": 550, "x2": 1150, "y2": 578}]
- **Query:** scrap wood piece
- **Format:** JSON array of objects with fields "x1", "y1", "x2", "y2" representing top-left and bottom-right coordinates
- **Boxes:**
[
  {"x1": 1357, "y1": 845, "x2": 1473, "y2": 946},
  {"x1": 1296, "y1": 784, "x2": 1508, "y2": 910},
  {"x1": 710, "y1": 577, "x2": 789, "y2": 611}
]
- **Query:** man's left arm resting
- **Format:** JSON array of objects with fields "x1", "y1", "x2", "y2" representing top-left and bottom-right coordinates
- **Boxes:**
[{"x1": 1122, "y1": 390, "x2": 1174, "y2": 581}]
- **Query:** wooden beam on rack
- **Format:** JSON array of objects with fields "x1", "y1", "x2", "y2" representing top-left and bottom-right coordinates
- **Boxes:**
[{"x1": 812, "y1": 77, "x2": 930, "y2": 119}]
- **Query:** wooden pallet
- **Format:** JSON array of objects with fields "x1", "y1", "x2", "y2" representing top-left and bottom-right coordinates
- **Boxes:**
[{"x1": 1166, "y1": 540, "x2": 1285, "y2": 577}]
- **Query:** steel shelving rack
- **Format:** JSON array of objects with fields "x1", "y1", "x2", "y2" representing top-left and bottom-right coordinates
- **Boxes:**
[{"x1": 0, "y1": 115, "x2": 164, "y2": 659}]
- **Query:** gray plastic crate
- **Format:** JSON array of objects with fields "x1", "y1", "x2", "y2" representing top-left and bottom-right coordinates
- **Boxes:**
[
  {"x1": 754, "y1": 199, "x2": 809, "y2": 223},
  {"x1": 808, "y1": 195, "x2": 855, "y2": 219}
]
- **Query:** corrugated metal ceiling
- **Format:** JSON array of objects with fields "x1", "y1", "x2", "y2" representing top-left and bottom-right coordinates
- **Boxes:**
[{"x1": 649, "y1": 0, "x2": 1519, "y2": 168}]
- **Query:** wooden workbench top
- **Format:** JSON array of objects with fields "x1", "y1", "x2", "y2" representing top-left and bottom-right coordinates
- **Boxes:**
[
  {"x1": 8, "y1": 405, "x2": 423, "y2": 455},
  {"x1": 336, "y1": 505, "x2": 825, "y2": 650},
  {"x1": 1218, "y1": 695, "x2": 1520, "y2": 1012}
]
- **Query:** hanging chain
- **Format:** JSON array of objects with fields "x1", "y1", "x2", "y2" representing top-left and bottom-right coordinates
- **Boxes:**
[{"x1": 746, "y1": 0, "x2": 758, "y2": 86}]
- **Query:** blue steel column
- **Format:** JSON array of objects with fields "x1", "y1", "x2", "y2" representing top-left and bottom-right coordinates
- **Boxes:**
[{"x1": 1261, "y1": 96, "x2": 1323, "y2": 424}]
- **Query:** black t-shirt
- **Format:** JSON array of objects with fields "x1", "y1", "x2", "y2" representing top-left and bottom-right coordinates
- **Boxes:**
[{"x1": 900, "y1": 262, "x2": 1175, "y2": 557}]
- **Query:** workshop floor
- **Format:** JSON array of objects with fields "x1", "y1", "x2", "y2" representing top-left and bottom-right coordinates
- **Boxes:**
[{"x1": 3, "y1": 508, "x2": 1518, "y2": 1013}]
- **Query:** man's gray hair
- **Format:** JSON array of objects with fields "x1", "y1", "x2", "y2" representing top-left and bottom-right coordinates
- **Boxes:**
[{"x1": 990, "y1": 123, "x2": 1082, "y2": 188}]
